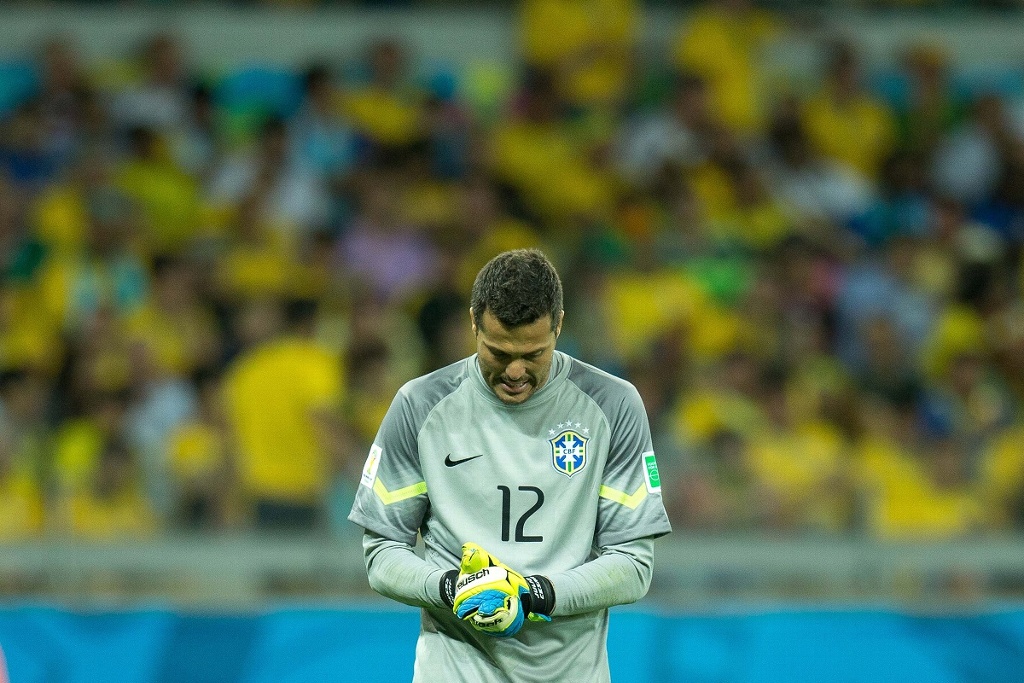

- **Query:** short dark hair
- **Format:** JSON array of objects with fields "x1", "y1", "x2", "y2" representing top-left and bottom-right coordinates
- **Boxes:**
[{"x1": 470, "y1": 249, "x2": 563, "y2": 331}]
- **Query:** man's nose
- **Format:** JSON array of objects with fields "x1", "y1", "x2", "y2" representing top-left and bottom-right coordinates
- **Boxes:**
[{"x1": 506, "y1": 360, "x2": 526, "y2": 380}]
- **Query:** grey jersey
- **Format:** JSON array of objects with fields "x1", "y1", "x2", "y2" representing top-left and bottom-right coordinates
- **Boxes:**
[{"x1": 349, "y1": 351, "x2": 672, "y2": 682}]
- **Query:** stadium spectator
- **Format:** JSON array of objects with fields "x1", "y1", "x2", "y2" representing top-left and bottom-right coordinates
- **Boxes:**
[
  {"x1": 109, "y1": 32, "x2": 192, "y2": 138},
  {"x1": 520, "y1": 0, "x2": 640, "y2": 109},
  {"x1": 170, "y1": 82, "x2": 221, "y2": 179},
  {"x1": 32, "y1": 165, "x2": 150, "y2": 340},
  {"x1": 930, "y1": 92, "x2": 1014, "y2": 206},
  {"x1": 123, "y1": 339, "x2": 199, "y2": 520},
  {"x1": 855, "y1": 396, "x2": 986, "y2": 540},
  {"x1": 124, "y1": 254, "x2": 221, "y2": 378},
  {"x1": 208, "y1": 116, "x2": 332, "y2": 238},
  {"x1": 0, "y1": 102, "x2": 62, "y2": 193},
  {"x1": 332, "y1": 166, "x2": 443, "y2": 302},
  {"x1": 50, "y1": 388, "x2": 157, "y2": 538},
  {"x1": 672, "y1": 0, "x2": 783, "y2": 136},
  {"x1": 115, "y1": 125, "x2": 205, "y2": 254},
  {"x1": 166, "y1": 367, "x2": 237, "y2": 529},
  {"x1": 802, "y1": 41, "x2": 898, "y2": 182},
  {"x1": 211, "y1": 192, "x2": 306, "y2": 308},
  {"x1": 289, "y1": 63, "x2": 357, "y2": 179},
  {"x1": 893, "y1": 42, "x2": 967, "y2": 157},
  {"x1": 222, "y1": 298, "x2": 345, "y2": 530},
  {"x1": 977, "y1": 422, "x2": 1024, "y2": 529},
  {"x1": 834, "y1": 236, "x2": 937, "y2": 372},
  {"x1": 852, "y1": 149, "x2": 933, "y2": 246},
  {"x1": 0, "y1": 369, "x2": 47, "y2": 540},
  {"x1": 614, "y1": 71, "x2": 716, "y2": 189},
  {"x1": 342, "y1": 37, "x2": 426, "y2": 160},
  {"x1": 34, "y1": 36, "x2": 89, "y2": 169},
  {"x1": 761, "y1": 98, "x2": 875, "y2": 231},
  {"x1": 488, "y1": 67, "x2": 615, "y2": 223},
  {"x1": 970, "y1": 143, "x2": 1024, "y2": 243}
]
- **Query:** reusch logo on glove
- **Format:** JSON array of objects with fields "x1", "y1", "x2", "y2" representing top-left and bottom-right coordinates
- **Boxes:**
[{"x1": 456, "y1": 567, "x2": 507, "y2": 591}]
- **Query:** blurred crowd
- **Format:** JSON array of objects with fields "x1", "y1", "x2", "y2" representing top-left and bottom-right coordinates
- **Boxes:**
[{"x1": 2, "y1": 0, "x2": 1024, "y2": 542}]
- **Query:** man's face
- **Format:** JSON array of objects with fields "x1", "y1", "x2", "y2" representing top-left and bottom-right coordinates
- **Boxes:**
[{"x1": 473, "y1": 308, "x2": 561, "y2": 405}]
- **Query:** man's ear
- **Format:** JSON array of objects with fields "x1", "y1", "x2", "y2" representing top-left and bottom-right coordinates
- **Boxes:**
[
  {"x1": 555, "y1": 310, "x2": 565, "y2": 338},
  {"x1": 469, "y1": 307, "x2": 477, "y2": 336}
]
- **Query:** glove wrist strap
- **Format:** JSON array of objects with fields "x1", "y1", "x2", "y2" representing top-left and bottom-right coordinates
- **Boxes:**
[
  {"x1": 522, "y1": 575, "x2": 555, "y2": 617},
  {"x1": 440, "y1": 569, "x2": 459, "y2": 608}
]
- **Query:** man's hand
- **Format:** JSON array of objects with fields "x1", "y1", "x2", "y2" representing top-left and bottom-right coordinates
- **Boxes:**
[{"x1": 447, "y1": 542, "x2": 555, "y2": 638}]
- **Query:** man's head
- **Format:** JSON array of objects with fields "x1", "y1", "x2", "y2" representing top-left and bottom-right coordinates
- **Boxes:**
[{"x1": 470, "y1": 249, "x2": 564, "y2": 404}]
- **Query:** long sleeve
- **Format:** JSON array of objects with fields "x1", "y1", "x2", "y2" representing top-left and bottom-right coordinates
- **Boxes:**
[
  {"x1": 362, "y1": 530, "x2": 450, "y2": 609},
  {"x1": 546, "y1": 537, "x2": 654, "y2": 616}
]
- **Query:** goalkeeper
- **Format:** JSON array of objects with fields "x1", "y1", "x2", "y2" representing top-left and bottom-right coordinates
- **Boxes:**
[{"x1": 349, "y1": 250, "x2": 671, "y2": 682}]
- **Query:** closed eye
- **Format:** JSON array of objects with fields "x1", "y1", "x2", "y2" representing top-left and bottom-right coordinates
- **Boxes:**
[{"x1": 484, "y1": 344, "x2": 545, "y2": 362}]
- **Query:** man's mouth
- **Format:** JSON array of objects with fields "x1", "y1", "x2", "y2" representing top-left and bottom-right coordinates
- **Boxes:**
[{"x1": 499, "y1": 378, "x2": 530, "y2": 395}]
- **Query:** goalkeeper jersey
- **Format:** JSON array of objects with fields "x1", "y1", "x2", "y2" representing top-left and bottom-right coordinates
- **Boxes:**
[{"x1": 349, "y1": 351, "x2": 672, "y2": 682}]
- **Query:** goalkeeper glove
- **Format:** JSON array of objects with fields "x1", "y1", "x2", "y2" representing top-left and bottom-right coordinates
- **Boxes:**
[{"x1": 439, "y1": 542, "x2": 555, "y2": 638}]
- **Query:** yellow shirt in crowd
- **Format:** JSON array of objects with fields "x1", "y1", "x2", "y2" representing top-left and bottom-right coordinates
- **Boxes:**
[
  {"x1": 802, "y1": 88, "x2": 897, "y2": 180},
  {"x1": 223, "y1": 336, "x2": 344, "y2": 504},
  {"x1": 49, "y1": 418, "x2": 158, "y2": 538},
  {"x1": 341, "y1": 86, "x2": 422, "y2": 147},
  {"x1": 0, "y1": 466, "x2": 44, "y2": 540},
  {"x1": 62, "y1": 488, "x2": 157, "y2": 540},
  {"x1": 31, "y1": 185, "x2": 89, "y2": 253},
  {"x1": 169, "y1": 422, "x2": 228, "y2": 484},
  {"x1": 856, "y1": 438, "x2": 985, "y2": 539},
  {"x1": 115, "y1": 157, "x2": 205, "y2": 255},
  {"x1": 520, "y1": 0, "x2": 638, "y2": 105},
  {"x1": 490, "y1": 120, "x2": 614, "y2": 222},
  {"x1": 600, "y1": 268, "x2": 709, "y2": 362},
  {"x1": 124, "y1": 301, "x2": 220, "y2": 377},
  {"x1": 978, "y1": 425, "x2": 1024, "y2": 527},
  {"x1": 216, "y1": 228, "x2": 303, "y2": 301},
  {"x1": 51, "y1": 419, "x2": 107, "y2": 491},
  {"x1": 673, "y1": 4, "x2": 781, "y2": 134},
  {"x1": 747, "y1": 421, "x2": 849, "y2": 531}
]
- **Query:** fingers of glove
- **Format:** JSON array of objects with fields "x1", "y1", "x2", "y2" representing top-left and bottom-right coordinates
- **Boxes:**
[
  {"x1": 455, "y1": 589, "x2": 510, "y2": 621},
  {"x1": 459, "y1": 543, "x2": 495, "y2": 574},
  {"x1": 453, "y1": 566, "x2": 518, "y2": 612},
  {"x1": 471, "y1": 601, "x2": 525, "y2": 638}
]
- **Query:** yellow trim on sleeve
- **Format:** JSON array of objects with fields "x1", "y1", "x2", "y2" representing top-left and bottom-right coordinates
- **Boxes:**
[
  {"x1": 373, "y1": 478, "x2": 428, "y2": 505},
  {"x1": 598, "y1": 484, "x2": 648, "y2": 510}
]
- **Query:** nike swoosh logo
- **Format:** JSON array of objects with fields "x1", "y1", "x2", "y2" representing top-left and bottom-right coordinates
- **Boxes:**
[{"x1": 445, "y1": 454, "x2": 484, "y2": 467}]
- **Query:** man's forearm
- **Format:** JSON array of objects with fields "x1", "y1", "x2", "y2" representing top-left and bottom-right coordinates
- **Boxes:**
[
  {"x1": 362, "y1": 531, "x2": 449, "y2": 609},
  {"x1": 547, "y1": 537, "x2": 654, "y2": 616}
]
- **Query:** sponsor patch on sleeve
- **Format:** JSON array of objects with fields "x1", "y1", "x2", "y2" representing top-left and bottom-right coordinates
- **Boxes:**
[
  {"x1": 361, "y1": 444, "x2": 383, "y2": 489},
  {"x1": 642, "y1": 451, "x2": 661, "y2": 494}
]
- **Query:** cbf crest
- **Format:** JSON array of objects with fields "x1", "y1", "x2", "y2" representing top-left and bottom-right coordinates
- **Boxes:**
[{"x1": 549, "y1": 423, "x2": 589, "y2": 478}]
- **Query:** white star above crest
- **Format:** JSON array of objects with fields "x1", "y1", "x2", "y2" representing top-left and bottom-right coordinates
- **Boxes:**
[
  {"x1": 548, "y1": 429, "x2": 555, "y2": 436},
  {"x1": 557, "y1": 423, "x2": 565, "y2": 429},
  {"x1": 583, "y1": 427, "x2": 590, "y2": 434}
]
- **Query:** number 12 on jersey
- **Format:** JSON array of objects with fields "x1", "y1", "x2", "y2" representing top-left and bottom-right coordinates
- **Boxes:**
[{"x1": 497, "y1": 485, "x2": 544, "y2": 542}]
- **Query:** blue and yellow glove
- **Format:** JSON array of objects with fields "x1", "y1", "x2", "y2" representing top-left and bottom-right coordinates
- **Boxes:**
[{"x1": 439, "y1": 542, "x2": 555, "y2": 638}]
